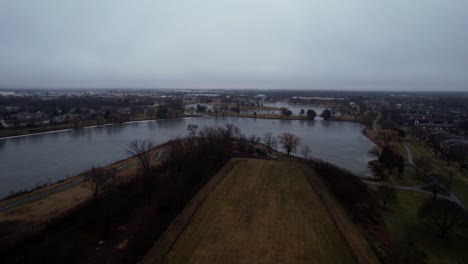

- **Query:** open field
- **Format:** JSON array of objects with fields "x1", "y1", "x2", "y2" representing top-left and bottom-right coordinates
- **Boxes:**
[
  {"x1": 144, "y1": 158, "x2": 378, "y2": 264},
  {"x1": 384, "y1": 165, "x2": 430, "y2": 187},
  {"x1": 379, "y1": 188, "x2": 468, "y2": 264}
]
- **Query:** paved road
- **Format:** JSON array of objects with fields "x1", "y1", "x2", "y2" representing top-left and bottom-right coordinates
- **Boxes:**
[
  {"x1": 0, "y1": 148, "x2": 164, "y2": 212},
  {"x1": 402, "y1": 143, "x2": 415, "y2": 166},
  {"x1": 364, "y1": 180, "x2": 441, "y2": 197}
]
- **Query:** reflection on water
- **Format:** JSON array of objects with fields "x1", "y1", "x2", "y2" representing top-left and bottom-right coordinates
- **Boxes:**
[
  {"x1": 0, "y1": 117, "x2": 374, "y2": 198},
  {"x1": 264, "y1": 102, "x2": 327, "y2": 115}
]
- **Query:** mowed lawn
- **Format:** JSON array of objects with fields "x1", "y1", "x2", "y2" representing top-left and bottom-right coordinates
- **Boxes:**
[
  {"x1": 161, "y1": 159, "x2": 359, "y2": 264},
  {"x1": 380, "y1": 189, "x2": 468, "y2": 264}
]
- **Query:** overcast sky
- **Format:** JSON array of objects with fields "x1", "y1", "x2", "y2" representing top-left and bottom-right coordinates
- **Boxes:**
[{"x1": 1, "y1": 0, "x2": 468, "y2": 90}]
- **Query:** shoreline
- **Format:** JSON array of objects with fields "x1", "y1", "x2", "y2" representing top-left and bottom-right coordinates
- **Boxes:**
[
  {"x1": 1, "y1": 113, "x2": 361, "y2": 139},
  {"x1": 2, "y1": 123, "x2": 372, "y2": 203},
  {"x1": 0, "y1": 143, "x2": 167, "y2": 206},
  {"x1": 0, "y1": 115, "x2": 200, "y2": 140}
]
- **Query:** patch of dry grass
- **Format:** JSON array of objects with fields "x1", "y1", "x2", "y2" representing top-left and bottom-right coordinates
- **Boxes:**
[{"x1": 150, "y1": 159, "x2": 372, "y2": 264}]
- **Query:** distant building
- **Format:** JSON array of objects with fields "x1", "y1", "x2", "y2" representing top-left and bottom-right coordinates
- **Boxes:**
[
  {"x1": 441, "y1": 138, "x2": 468, "y2": 158},
  {"x1": 418, "y1": 123, "x2": 457, "y2": 132},
  {"x1": 0, "y1": 119, "x2": 10, "y2": 128},
  {"x1": 0, "y1": 91, "x2": 16, "y2": 96},
  {"x1": 255, "y1": 94, "x2": 267, "y2": 104},
  {"x1": 449, "y1": 110, "x2": 468, "y2": 120}
]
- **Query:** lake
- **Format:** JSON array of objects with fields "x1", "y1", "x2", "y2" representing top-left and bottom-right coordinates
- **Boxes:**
[{"x1": 0, "y1": 117, "x2": 375, "y2": 198}]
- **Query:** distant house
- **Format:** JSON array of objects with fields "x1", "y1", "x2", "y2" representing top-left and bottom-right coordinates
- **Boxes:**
[
  {"x1": 442, "y1": 138, "x2": 468, "y2": 149},
  {"x1": 402, "y1": 114, "x2": 432, "y2": 125},
  {"x1": 425, "y1": 130, "x2": 458, "y2": 145},
  {"x1": 440, "y1": 138, "x2": 468, "y2": 158},
  {"x1": 0, "y1": 91, "x2": 16, "y2": 96},
  {"x1": 449, "y1": 110, "x2": 468, "y2": 121},
  {"x1": 255, "y1": 94, "x2": 267, "y2": 104},
  {"x1": 52, "y1": 114, "x2": 70, "y2": 124},
  {"x1": 0, "y1": 119, "x2": 10, "y2": 128},
  {"x1": 419, "y1": 123, "x2": 457, "y2": 133}
]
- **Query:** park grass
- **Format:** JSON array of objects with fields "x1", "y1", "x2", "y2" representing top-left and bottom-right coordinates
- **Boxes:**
[
  {"x1": 149, "y1": 159, "x2": 372, "y2": 264},
  {"x1": 383, "y1": 165, "x2": 430, "y2": 187},
  {"x1": 405, "y1": 137, "x2": 468, "y2": 206},
  {"x1": 381, "y1": 188, "x2": 468, "y2": 264},
  {"x1": 366, "y1": 128, "x2": 468, "y2": 206}
]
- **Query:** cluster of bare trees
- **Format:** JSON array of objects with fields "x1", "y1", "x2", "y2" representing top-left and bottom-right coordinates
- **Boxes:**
[
  {"x1": 84, "y1": 167, "x2": 116, "y2": 204},
  {"x1": 277, "y1": 132, "x2": 301, "y2": 156},
  {"x1": 260, "y1": 131, "x2": 310, "y2": 158},
  {"x1": 126, "y1": 139, "x2": 158, "y2": 203},
  {"x1": 85, "y1": 124, "x2": 313, "y2": 205}
]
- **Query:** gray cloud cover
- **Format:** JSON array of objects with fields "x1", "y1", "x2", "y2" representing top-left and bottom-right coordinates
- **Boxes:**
[{"x1": 1, "y1": 0, "x2": 468, "y2": 90}]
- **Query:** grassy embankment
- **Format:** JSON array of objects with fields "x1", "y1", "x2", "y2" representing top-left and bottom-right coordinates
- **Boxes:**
[{"x1": 143, "y1": 158, "x2": 378, "y2": 264}]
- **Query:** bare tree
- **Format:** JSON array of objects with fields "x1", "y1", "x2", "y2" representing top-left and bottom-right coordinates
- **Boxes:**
[
  {"x1": 263, "y1": 132, "x2": 277, "y2": 154},
  {"x1": 377, "y1": 185, "x2": 397, "y2": 209},
  {"x1": 126, "y1": 139, "x2": 157, "y2": 204},
  {"x1": 424, "y1": 174, "x2": 451, "y2": 200},
  {"x1": 226, "y1": 123, "x2": 241, "y2": 138},
  {"x1": 418, "y1": 199, "x2": 467, "y2": 239},
  {"x1": 84, "y1": 167, "x2": 115, "y2": 204},
  {"x1": 249, "y1": 134, "x2": 261, "y2": 145},
  {"x1": 248, "y1": 134, "x2": 261, "y2": 153},
  {"x1": 187, "y1": 124, "x2": 199, "y2": 138},
  {"x1": 278, "y1": 133, "x2": 301, "y2": 156},
  {"x1": 270, "y1": 138, "x2": 277, "y2": 152},
  {"x1": 301, "y1": 145, "x2": 312, "y2": 159},
  {"x1": 415, "y1": 158, "x2": 429, "y2": 177},
  {"x1": 368, "y1": 146, "x2": 380, "y2": 159},
  {"x1": 126, "y1": 139, "x2": 156, "y2": 176}
]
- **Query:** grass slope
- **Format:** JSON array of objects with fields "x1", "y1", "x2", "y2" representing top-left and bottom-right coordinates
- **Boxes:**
[
  {"x1": 146, "y1": 158, "x2": 376, "y2": 264},
  {"x1": 381, "y1": 189, "x2": 468, "y2": 264}
]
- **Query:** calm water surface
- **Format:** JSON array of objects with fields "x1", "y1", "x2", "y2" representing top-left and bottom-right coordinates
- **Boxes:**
[{"x1": 0, "y1": 117, "x2": 374, "y2": 198}]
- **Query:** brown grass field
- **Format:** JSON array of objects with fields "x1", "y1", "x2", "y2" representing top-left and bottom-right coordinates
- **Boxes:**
[{"x1": 143, "y1": 158, "x2": 378, "y2": 264}]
